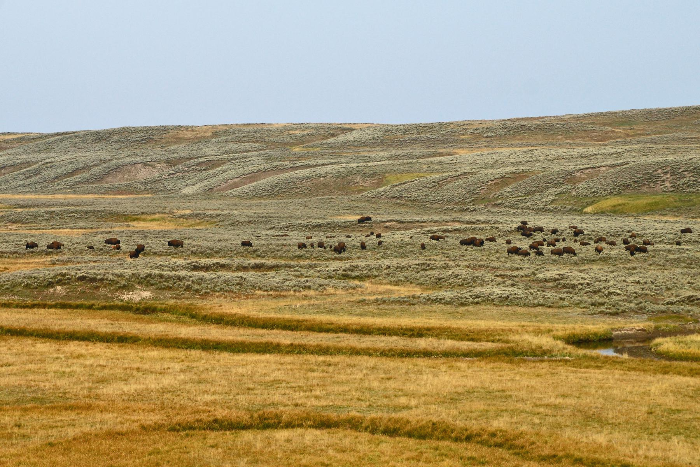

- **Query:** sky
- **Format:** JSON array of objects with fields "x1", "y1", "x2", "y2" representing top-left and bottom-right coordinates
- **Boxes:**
[{"x1": 1, "y1": 0, "x2": 699, "y2": 132}]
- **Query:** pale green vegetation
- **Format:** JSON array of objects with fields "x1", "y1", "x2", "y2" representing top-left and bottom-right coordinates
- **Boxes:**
[{"x1": 0, "y1": 106, "x2": 699, "y2": 466}]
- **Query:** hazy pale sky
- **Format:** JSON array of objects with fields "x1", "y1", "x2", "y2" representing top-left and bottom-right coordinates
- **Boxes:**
[{"x1": 1, "y1": 1, "x2": 699, "y2": 132}]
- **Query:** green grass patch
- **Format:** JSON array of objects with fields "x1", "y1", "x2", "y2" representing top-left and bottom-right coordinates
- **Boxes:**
[
  {"x1": 582, "y1": 194, "x2": 700, "y2": 214},
  {"x1": 381, "y1": 173, "x2": 436, "y2": 187}
]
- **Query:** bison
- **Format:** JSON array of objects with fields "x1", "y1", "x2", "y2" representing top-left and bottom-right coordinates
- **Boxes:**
[
  {"x1": 333, "y1": 244, "x2": 345, "y2": 254},
  {"x1": 547, "y1": 240, "x2": 558, "y2": 247},
  {"x1": 241, "y1": 240, "x2": 253, "y2": 247},
  {"x1": 429, "y1": 234, "x2": 445, "y2": 241},
  {"x1": 168, "y1": 239, "x2": 184, "y2": 248},
  {"x1": 305, "y1": 235, "x2": 313, "y2": 239},
  {"x1": 594, "y1": 237, "x2": 606, "y2": 244},
  {"x1": 604, "y1": 240, "x2": 616, "y2": 246},
  {"x1": 377, "y1": 240, "x2": 383, "y2": 246},
  {"x1": 459, "y1": 237, "x2": 476, "y2": 246},
  {"x1": 298, "y1": 242, "x2": 307, "y2": 249},
  {"x1": 112, "y1": 244, "x2": 121, "y2": 250},
  {"x1": 629, "y1": 232, "x2": 637, "y2": 238},
  {"x1": 563, "y1": 246, "x2": 576, "y2": 256},
  {"x1": 550, "y1": 228, "x2": 559, "y2": 234},
  {"x1": 47, "y1": 241, "x2": 63, "y2": 250},
  {"x1": 485, "y1": 236, "x2": 496, "y2": 242},
  {"x1": 317, "y1": 241, "x2": 325, "y2": 249},
  {"x1": 517, "y1": 249, "x2": 531, "y2": 257},
  {"x1": 529, "y1": 243, "x2": 540, "y2": 250},
  {"x1": 676, "y1": 240, "x2": 682, "y2": 246},
  {"x1": 625, "y1": 244, "x2": 638, "y2": 256},
  {"x1": 520, "y1": 230, "x2": 533, "y2": 238},
  {"x1": 681, "y1": 228, "x2": 693, "y2": 234},
  {"x1": 637, "y1": 245, "x2": 648, "y2": 254},
  {"x1": 473, "y1": 238, "x2": 484, "y2": 247},
  {"x1": 129, "y1": 250, "x2": 140, "y2": 259},
  {"x1": 375, "y1": 233, "x2": 381, "y2": 238},
  {"x1": 135, "y1": 244, "x2": 145, "y2": 253},
  {"x1": 357, "y1": 216, "x2": 372, "y2": 224},
  {"x1": 595, "y1": 245, "x2": 603, "y2": 254},
  {"x1": 573, "y1": 229, "x2": 584, "y2": 237},
  {"x1": 642, "y1": 239, "x2": 653, "y2": 246},
  {"x1": 534, "y1": 249, "x2": 544, "y2": 256},
  {"x1": 550, "y1": 248, "x2": 564, "y2": 257},
  {"x1": 532, "y1": 226, "x2": 544, "y2": 233},
  {"x1": 520, "y1": 221, "x2": 528, "y2": 225},
  {"x1": 622, "y1": 238, "x2": 630, "y2": 245},
  {"x1": 360, "y1": 241, "x2": 366, "y2": 250},
  {"x1": 105, "y1": 238, "x2": 120, "y2": 246},
  {"x1": 420, "y1": 243, "x2": 426, "y2": 250},
  {"x1": 579, "y1": 241, "x2": 590, "y2": 246},
  {"x1": 86, "y1": 245, "x2": 94, "y2": 250},
  {"x1": 25, "y1": 241, "x2": 38, "y2": 249},
  {"x1": 507, "y1": 246, "x2": 520, "y2": 255},
  {"x1": 505, "y1": 239, "x2": 512, "y2": 245}
]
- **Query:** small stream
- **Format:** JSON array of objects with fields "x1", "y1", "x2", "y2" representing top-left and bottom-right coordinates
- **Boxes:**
[{"x1": 571, "y1": 325, "x2": 699, "y2": 359}]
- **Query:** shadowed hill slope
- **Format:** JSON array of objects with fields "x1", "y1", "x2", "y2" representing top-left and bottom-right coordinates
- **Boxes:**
[{"x1": 1, "y1": 106, "x2": 699, "y2": 212}]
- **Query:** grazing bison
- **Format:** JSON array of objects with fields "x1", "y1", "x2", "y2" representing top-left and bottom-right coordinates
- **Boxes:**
[
  {"x1": 594, "y1": 237, "x2": 606, "y2": 244},
  {"x1": 333, "y1": 245, "x2": 345, "y2": 254},
  {"x1": 375, "y1": 233, "x2": 381, "y2": 238},
  {"x1": 625, "y1": 244, "x2": 638, "y2": 256},
  {"x1": 569, "y1": 225, "x2": 577, "y2": 230},
  {"x1": 298, "y1": 242, "x2": 307, "y2": 249},
  {"x1": 681, "y1": 228, "x2": 693, "y2": 234},
  {"x1": 547, "y1": 240, "x2": 558, "y2": 247},
  {"x1": 507, "y1": 246, "x2": 520, "y2": 255},
  {"x1": 135, "y1": 244, "x2": 145, "y2": 253},
  {"x1": 305, "y1": 235, "x2": 313, "y2": 240},
  {"x1": 241, "y1": 240, "x2": 253, "y2": 247},
  {"x1": 505, "y1": 239, "x2": 512, "y2": 245},
  {"x1": 168, "y1": 239, "x2": 184, "y2": 248},
  {"x1": 420, "y1": 243, "x2": 426, "y2": 250},
  {"x1": 105, "y1": 238, "x2": 120, "y2": 245},
  {"x1": 563, "y1": 246, "x2": 576, "y2": 256},
  {"x1": 317, "y1": 241, "x2": 325, "y2": 249},
  {"x1": 47, "y1": 241, "x2": 64, "y2": 250},
  {"x1": 86, "y1": 245, "x2": 94, "y2": 250},
  {"x1": 676, "y1": 240, "x2": 682, "y2": 246},
  {"x1": 550, "y1": 248, "x2": 564, "y2": 257},
  {"x1": 595, "y1": 245, "x2": 603, "y2": 254},
  {"x1": 529, "y1": 243, "x2": 540, "y2": 250},
  {"x1": 485, "y1": 236, "x2": 496, "y2": 242},
  {"x1": 429, "y1": 234, "x2": 445, "y2": 241},
  {"x1": 377, "y1": 240, "x2": 383, "y2": 246},
  {"x1": 642, "y1": 239, "x2": 653, "y2": 246},
  {"x1": 357, "y1": 216, "x2": 372, "y2": 224},
  {"x1": 459, "y1": 237, "x2": 476, "y2": 246},
  {"x1": 579, "y1": 241, "x2": 590, "y2": 246},
  {"x1": 550, "y1": 228, "x2": 559, "y2": 235},
  {"x1": 533, "y1": 226, "x2": 544, "y2": 233},
  {"x1": 637, "y1": 245, "x2": 648, "y2": 254},
  {"x1": 606, "y1": 240, "x2": 617, "y2": 246},
  {"x1": 517, "y1": 249, "x2": 531, "y2": 257},
  {"x1": 520, "y1": 230, "x2": 533, "y2": 238},
  {"x1": 25, "y1": 241, "x2": 38, "y2": 249},
  {"x1": 129, "y1": 250, "x2": 140, "y2": 259},
  {"x1": 473, "y1": 238, "x2": 484, "y2": 247},
  {"x1": 360, "y1": 241, "x2": 366, "y2": 250},
  {"x1": 534, "y1": 249, "x2": 544, "y2": 256},
  {"x1": 629, "y1": 232, "x2": 637, "y2": 238},
  {"x1": 520, "y1": 221, "x2": 528, "y2": 226},
  {"x1": 573, "y1": 229, "x2": 584, "y2": 237},
  {"x1": 622, "y1": 238, "x2": 630, "y2": 245},
  {"x1": 112, "y1": 244, "x2": 121, "y2": 250}
]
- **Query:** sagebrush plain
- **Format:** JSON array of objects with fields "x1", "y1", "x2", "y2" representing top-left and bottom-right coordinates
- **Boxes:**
[{"x1": 1, "y1": 106, "x2": 699, "y2": 466}]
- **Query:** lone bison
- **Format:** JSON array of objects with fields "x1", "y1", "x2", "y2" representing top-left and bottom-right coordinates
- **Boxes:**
[
  {"x1": 168, "y1": 239, "x2": 184, "y2": 248},
  {"x1": 105, "y1": 238, "x2": 120, "y2": 245},
  {"x1": 25, "y1": 241, "x2": 38, "y2": 249},
  {"x1": 429, "y1": 234, "x2": 445, "y2": 241},
  {"x1": 681, "y1": 228, "x2": 692, "y2": 234},
  {"x1": 47, "y1": 241, "x2": 64, "y2": 250},
  {"x1": 241, "y1": 240, "x2": 253, "y2": 247},
  {"x1": 360, "y1": 241, "x2": 366, "y2": 250},
  {"x1": 420, "y1": 243, "x2": 426, "y2": 250},
  {"x1": 357, "y1": 216, "x2": 372, "y2": 224},
  {"x1": 298, "y1": 242, "x2": 307, "y2": 249}
]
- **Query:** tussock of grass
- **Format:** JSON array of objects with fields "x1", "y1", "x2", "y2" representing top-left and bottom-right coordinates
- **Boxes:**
[
  {"x1": 0, "y1": 325, "x2": 528, "y2": 358},
  {"x1": 583, "y1": 193, "x2": 700, "y2": 214},
  {"x1": 160, "y1": 410, "x2": 638, "y2": 467},
  {"x1": 381, "y1": 173, "x2": 435, "y2": 187},
  {"x1": 651, "y1": 334, "x2": 700, "y2": 361},
  {"x1": 554, "y1": 327, "x2": 613, "y2": 344}
]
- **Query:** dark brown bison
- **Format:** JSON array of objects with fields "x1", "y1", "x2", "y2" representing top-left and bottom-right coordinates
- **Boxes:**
[
  {"x1": 357, "y1": 216, "x2": 372, "y2": 224},
  {"x1": 112, "y1": 244, "x2": 121, "y2": 250},
  {"x1": 129, "y1": 250, "x2": 140, "y2": 259},
  {"x1": 360, "y1": 241, "x2": 366, "y2": 250},
  {"x1": 505, "y1": 239, "x2": 512, "y2": 245},
  {"x1": 622, "y1": 238, "x2": 630, "y2": 245},
  {"x1": 642, "y1": 239, "x2": 653, "y2": 246},
  {"x1": 429, "y1": 235, "x2": 445, "y2": 241},
  {"x1": 520, "y1": 221, "x2": 528, "y2": 225},
  {"x1": 529, "y1": 243, "x2": 540, "y2": 250},
  {"x1": 516, "y1": 224, "x2": 527, "y2": 231},
  {"x1": 595, "y1": 245, "x2": 603, "y2": 254},
  {"x1": 241, "y1": 240, "x2": 253, "y2": 247},
  {"x1": 345, "y1": 235, "x2": 352, "y2": 238},
  {"x1": 625, "y1": 244, "x2": 638, "y2": 256},
  {"x1": 606, "y1": 240, "x2": 617, "y2": 246},
  {"x1": 485, "y1": 236, "x2": 496, "y2": 242},
  {"x1": 594, "y1": 236, "x2": 606, "y2": 243},
  {"x1": 681, "y1": 228, "x2": 693, "y2": 234},
  {"x1": 507, "y1": 246, "x2": 520, "y2": 255},
  {"x1": 547, "y1": 240, "x2": 558, "y2": 247},
  {"x1": 563, "y1": 246, "x2": 576, "y2": 256},
  {"x1": 520, "y1": 230, "x2": 533, "y2": 238},
  {"x1": 550, "y1": 228, "x2": 559, "y2": 234},
  {"x1": 637, "y1": 245, "x2": 648, "y2": 253},
  {"x1": 569, "y1": 225, "x2": 577, "y2": 230},
  {"x1": 532, "y1": 226, "x2": 544, "y2": 233},
  {"x1": 25, "y1": 241, "x2": 38, "y2": 249},
  {"x1": 310, "y1": 242, "x2": 315, "y2": 248},
  {"x1": 375, "y1": 233, "x2": 381, "y2": 238},
  {"x1": 305, "y1": 235, "x2": 313, "y2": 239},
  {"x1": 473, "y1": 238, "x2": 484, "y2": 247},
  {"x1": 573, "y1": 229, "x2": 584, "y2": 237},
  {"x1": 579, "y1": 241, "x2": 590, "y2": 246},
  {"x1": 333, "y1": 245, "x2": 345, "y2": 254},
  {"x1": 459, "y1": 237, "x2": 476, "y2": 246},
  {"x1": 168, "y1": 239, "x2": 184, "y2": 248},
  {"x1": 86, "y1": 245, "x2": 94, "y2": 250},
  {"x1": 517, "y1": 249, "x2": 531, "y2": 257},
  {"x1": 135, "y1": 244, "x2": 145, "y2": 253},
  {"x1": 676, "y1": 240, "x2": 682, "y2": 246},
  {"x1": 298, "y1": 242, "x2": 307, "y2": 249},
  {"x1": 550, "y1": 248, "x2": 564, "y2": 257},
  {"x1": 629, "y1": 232, "x2": 637, "y2": 238},
  {"x1": 317, "y1": 241, "x2": 325, "y2": 249},
  {"x1": 420, "y1": 243, "x2": 426, "y2": 250},
  {"x1": 534, "y1": 249, "x2": 544, "y2": 256},
  {"x1": 47, "y1": 241, "x2": 63, "y2": 250},
  {"x1": 105, "y1": 237, "x2": 120, "y2": 245}
]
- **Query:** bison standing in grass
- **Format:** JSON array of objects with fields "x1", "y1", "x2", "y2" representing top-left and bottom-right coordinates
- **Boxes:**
[
  {"x1": 129, "y1": 250, "x2": 140, "y2": 259},
  {"x1": 551, "y1": 248, "x2": 564, "y2": 257},
  {"x1": 420, "y1": 243, "x2": 426, "y2": 250},
  {"x1": 357, "y1": 216, "x2": 372, "y2": 224},
  {"x1": 47, "y1": 241, "x2": 63, "y2": 250},
  {"x1": 168, "y1": 239, "x2": 184, "y2": 248},
  {"x1": 429, "y1": 234, "x2": 445, "y2": 241},
  {"x1": 563, "y1": 246, "x2": 577, "y2": 256},
  {"x1": 507, "y1": 246, "x2": 520, "y2": 255},
  {"x1": 241, "y1": 240, "x2": 253, "y2": 247},
  {"x1": 135, "y1": 244, "x2": 145, "y2": 254},
  {"x1": 317, "y1": 241, "x2": 325, "y2": 249},
  {"x1": 681, "y1": 227, "x2": 693, "y2": 234},
  {"x1": 105, "y1": 237, "x2": 120, "y2": 246},
  {"x1": 595, "y1": 245, "x2": 604, "y2": 254},
  {"x1": 25, "y1": 241, "x2": 38, "y2": 249},
  {"x1": 298, "y1": 242, "x2": 307, "y2": 249},
  {"x1": 360, "y1": 241, "x2": 366, "y2": 250}
]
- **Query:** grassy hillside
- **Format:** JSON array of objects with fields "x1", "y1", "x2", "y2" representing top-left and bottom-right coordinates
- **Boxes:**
[{"x1": 1, "y1": 106, "x2": 699, "y2": 466}]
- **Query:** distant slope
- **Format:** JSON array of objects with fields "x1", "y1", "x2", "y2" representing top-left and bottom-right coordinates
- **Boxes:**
[{"x1": 1, "y1": 106, "x2": 699, "y2": 211}]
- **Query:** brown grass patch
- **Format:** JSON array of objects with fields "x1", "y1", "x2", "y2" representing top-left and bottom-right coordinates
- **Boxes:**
[
  {"x1": 213, "y1": 166, "x2": 320, "y2": 192},
  {"x1": 93, "y1": 163, "x2": 166, "y2": 184}
]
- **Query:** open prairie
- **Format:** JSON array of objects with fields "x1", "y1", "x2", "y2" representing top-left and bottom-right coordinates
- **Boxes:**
[{"x1": 1, "y1": 106, "x2": 699, "y2": 466}]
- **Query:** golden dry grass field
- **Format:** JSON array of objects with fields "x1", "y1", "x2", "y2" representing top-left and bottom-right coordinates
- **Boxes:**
[{"x1": 1, "y1": 106, "x2": 699, "y2": 466}]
